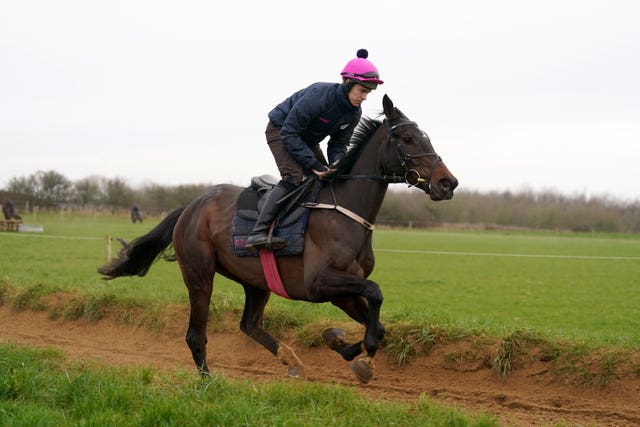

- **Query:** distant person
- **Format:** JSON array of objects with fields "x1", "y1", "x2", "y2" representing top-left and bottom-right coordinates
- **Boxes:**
[
  {"x1": 2, "y1": 199, "x2": 21, "y2": 220},
  {"x1": 244, "y1": 49, "x2": 384, "y2": 250},
  {"x1": 130, "y1": 205, "x2": 143, "y2": 223}
]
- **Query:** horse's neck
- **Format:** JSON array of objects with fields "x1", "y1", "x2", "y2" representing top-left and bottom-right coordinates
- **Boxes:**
[{"x1": 331, "y1": 131, "x2": 389, "y2": 223}]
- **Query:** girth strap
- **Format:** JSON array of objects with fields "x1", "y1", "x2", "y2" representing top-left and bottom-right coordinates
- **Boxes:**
[{"x1": 258, "y1": 249, "x2": 291, "y2": 299}]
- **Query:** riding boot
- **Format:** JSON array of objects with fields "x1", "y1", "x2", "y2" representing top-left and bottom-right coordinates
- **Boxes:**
[{"x1": 244, "y1": 184, "x2": 290, "y2": 251}]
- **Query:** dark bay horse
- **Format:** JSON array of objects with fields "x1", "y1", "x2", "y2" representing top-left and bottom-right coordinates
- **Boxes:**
[{"x1": 98, "y1": 95, "x2": 458, "y2": 383}]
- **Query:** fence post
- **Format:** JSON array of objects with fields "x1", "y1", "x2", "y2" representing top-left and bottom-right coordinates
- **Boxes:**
[{"x1": 106, "y1": 235, "x2": 112, "y2": 262}]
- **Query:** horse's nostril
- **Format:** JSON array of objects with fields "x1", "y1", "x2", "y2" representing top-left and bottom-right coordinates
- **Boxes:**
[{"x1": 442, "y1": 178, "x2": 458, "y2": 192}]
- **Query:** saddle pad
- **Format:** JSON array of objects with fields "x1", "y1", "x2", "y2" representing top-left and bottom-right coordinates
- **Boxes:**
[
  {"x1": 231, "y1": 211, "x2": 309, "y2": 257},
  {"x1": 232, "y1": 177, "x2": 321, "y2": 257}
]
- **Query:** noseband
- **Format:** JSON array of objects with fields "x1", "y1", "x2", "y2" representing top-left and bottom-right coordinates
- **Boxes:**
[{"x1": 386, "y1": 120, "x2": 442, "y2": 190}]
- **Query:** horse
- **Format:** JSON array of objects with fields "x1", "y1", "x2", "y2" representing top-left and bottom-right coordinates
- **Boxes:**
[
  {"x1": 2, "y1": 200, "x2": 21, "y2": 221},
  {"x1": 130, "y1": 205, "x2": 143, "y2": 223},
  {"x1": 98, "y1": 94, "x2": 458, "y2": 383}
]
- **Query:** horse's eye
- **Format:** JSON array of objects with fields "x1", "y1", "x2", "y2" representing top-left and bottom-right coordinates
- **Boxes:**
[{"x1": 402, "y1": 136, "x2": 413, "y2": 144}]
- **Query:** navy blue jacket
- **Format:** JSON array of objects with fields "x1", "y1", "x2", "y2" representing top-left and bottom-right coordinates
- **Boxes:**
[{"x1": 268, "y1": 82, "x2": 361, "y2": 171}]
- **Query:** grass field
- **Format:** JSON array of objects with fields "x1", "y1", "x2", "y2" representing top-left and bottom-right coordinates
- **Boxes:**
[
  {"x1": 1, "y1": 212, "x2": 639, "y2": 347},
  {"x1": 2, "y1": 212, "x2": 639, "y2": 426},
  {"x1": 371, "y1": 229, "x2": 640, "y2": 347}
]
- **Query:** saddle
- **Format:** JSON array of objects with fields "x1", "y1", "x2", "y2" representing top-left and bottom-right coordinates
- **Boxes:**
[{"x1": 231, "y1": 175, "x2": 319, "y2": 257}]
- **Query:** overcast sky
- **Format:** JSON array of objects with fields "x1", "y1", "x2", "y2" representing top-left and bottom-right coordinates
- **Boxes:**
[{"x1": 1, "y1": 1, "x2": 638, "y2": 201}]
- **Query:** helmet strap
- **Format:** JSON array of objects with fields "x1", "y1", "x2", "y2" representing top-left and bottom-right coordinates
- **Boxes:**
[{"x1": 343, "y1": 78, "x2": 357, "y2": 93}]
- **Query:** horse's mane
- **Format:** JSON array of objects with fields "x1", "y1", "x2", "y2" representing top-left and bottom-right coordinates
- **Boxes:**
[{"x1": 336, "y1": 116, "x2": 383, "y2": 174}]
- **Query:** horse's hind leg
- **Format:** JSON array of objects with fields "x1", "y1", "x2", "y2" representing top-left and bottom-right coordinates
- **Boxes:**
[
  {"x1": 185, "y1": 282, "x2": 213, "y2": 375},
  {"x1": 240, "y1": 285, "x2": 304, "y2": 378},
  {"x1": 179, "y1": 249, "x2": 215, "y2": 376}
]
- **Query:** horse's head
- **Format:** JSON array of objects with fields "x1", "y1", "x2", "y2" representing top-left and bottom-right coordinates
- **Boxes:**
[{"x1": 381, "y1": 95, "x2": 458, "y2": 200}]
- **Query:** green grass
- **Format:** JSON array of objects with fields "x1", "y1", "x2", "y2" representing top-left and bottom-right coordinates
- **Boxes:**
[
  {"x1": 370, "y1": 229, "x2": 640, "y2": 347},
  {"x1": 1, "y1": 212, "x2": 639, "y2": 348},
  {"x1": 1, "y1": 212, "x2": 639, "y2": 423},
  {"x1": 0, "y1": 213, "x2": 189, "y2": 305},
  {"x1": 0, "y1": 344, "x2": 496, "y2": 427}
]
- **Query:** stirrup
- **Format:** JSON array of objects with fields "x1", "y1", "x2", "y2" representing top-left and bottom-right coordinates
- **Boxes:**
[{"x1": 245, "y1": 234, "x2": 286, "y2": 251}]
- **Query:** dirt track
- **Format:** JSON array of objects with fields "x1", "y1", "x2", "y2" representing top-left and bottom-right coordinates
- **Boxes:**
[{"x1": 1, "y1": 305, "x2": 639, "y2": 426}]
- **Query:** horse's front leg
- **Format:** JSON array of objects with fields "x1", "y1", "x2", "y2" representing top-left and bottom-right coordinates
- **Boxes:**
[
  {"x1": 323, "y1": 295, "x2": 386, "y2": 361},
  {"x1": 309, "y1": 269, "x2": 384, "y2": 383}
]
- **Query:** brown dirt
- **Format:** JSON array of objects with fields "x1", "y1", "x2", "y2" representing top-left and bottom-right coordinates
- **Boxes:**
[{"x1": 1, "y1": 305, "x2": 639, "y2": 427}]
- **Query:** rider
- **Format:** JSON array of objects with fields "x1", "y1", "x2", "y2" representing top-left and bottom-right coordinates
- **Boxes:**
[
  {"x1": 2, "y1": 199, "x2": 17, "y2": 220},
  {"x1": 245, "y1": 49, "x2": 384, "y2": 250}
]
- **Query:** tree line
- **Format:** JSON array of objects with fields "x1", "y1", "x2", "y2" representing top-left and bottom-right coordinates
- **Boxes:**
[
  {"x1": 1, "y1": 170, "x2": 207, "y2": 214},
  {"x1": 2, "y1": 170, "x2": 639, "y2": 232},
  {"x1": 379, "y1": 188, "x2": 640, "y2": 233}
]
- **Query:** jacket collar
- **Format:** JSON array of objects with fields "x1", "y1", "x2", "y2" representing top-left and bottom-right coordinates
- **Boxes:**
[{"x1": 337, "y1": 84, "x2": 361, "y2": 113}]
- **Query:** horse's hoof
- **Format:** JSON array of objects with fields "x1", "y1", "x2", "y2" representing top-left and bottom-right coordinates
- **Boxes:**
[
  {"x1": 198, "y1": 364, "x2": 210, "y2": 378},
  {"x1": 287, "y1": 365, "x2": 304, "y2": 379},
  {"x1": 322, "y1": 328, "x2": 347, "y2": 350},
  {"x1": 350, "y1": 358, "x2": 373, "y2": 384}
]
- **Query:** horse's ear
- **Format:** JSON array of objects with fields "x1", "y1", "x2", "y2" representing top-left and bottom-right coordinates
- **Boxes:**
[{"x1": 382, "y1": 94, "x2": 396, "y2": 120}]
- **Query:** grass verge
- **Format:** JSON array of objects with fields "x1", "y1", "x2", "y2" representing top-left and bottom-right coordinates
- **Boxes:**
[
  {"x1": 1, "y1": 283, "x2": 638, "y2": 387},
  {"x1": 0, "y1": 344, "x2": 497, "y2": 427}
]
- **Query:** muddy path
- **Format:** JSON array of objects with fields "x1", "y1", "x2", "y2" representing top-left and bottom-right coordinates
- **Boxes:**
[{"x1": 1, "y1": 306, "x2": 639, "y2": 426}]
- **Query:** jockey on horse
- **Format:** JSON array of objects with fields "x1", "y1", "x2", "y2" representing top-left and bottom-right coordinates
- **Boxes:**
[{"x1": 244, "y1": 49, "x2": 384, "y2": 250}]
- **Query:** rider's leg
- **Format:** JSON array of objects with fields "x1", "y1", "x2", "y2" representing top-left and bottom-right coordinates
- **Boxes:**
[
  {"x1": 244, "y1": 122, "x2": 304, "y2": 251},
  {"x1": 245, "y1": 182, "x2": 291, "y2": 250}
]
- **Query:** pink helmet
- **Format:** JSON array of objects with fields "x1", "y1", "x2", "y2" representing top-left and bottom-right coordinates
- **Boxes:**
[{"x1": 340, "y1": 49, "x2": 384, "y2": 90}]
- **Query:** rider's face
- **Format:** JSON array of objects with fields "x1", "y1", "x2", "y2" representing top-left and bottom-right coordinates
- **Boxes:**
[{"x1": 347, "y1": 83, "x2": 372, "y2": 107}]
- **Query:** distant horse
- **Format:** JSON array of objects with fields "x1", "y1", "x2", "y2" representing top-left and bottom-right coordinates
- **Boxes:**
[
  {"x1": 98, "y1": 95, "x2": 458, "y2": 383},
  {"x1": 130, "y1": 205, "x2": 143, "y2": 223},
  {"x1": 2, "y1": 200, "x2": 21, "y2": 221}
]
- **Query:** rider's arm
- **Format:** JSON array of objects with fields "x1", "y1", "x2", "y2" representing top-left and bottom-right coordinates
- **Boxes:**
[{"x1": 280, "y1": 94, "x2": 328, "y2": 173}]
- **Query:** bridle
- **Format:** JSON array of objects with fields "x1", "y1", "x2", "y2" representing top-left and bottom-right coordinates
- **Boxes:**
[
  {"x1": 386, "y1": 120, "x2": 442, "y2": 191},
  {"x1": 336, "y1": 119, "x2": 442, "y2": 191}
]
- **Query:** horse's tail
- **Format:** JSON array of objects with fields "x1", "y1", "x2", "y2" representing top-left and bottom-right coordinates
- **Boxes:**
[{"x1": 98, "y1": 206, "x2": 186, "y2": 280}]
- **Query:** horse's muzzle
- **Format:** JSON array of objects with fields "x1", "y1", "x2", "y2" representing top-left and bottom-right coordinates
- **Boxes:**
[{"x1": 429, "y1": 177, "x2": 458, "y2": 201}]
